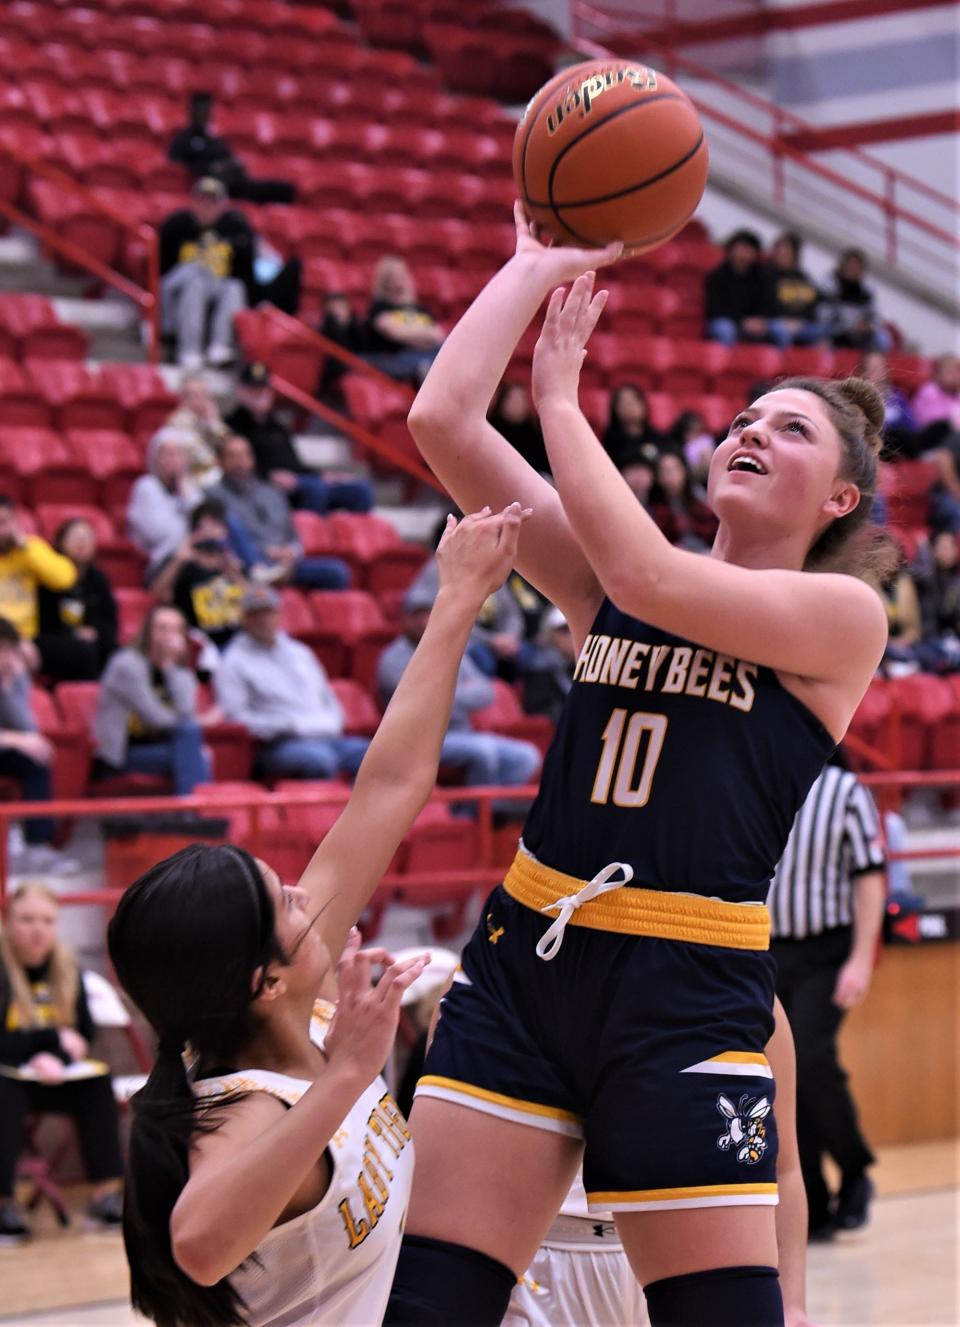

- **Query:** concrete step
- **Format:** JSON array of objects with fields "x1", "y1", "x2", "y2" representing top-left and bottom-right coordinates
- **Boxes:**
[{"x1": 0, "y1": 230, "x2": 91, "y2": 298}]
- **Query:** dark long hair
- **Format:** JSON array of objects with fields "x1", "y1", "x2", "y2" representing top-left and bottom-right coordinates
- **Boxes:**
[{"x1": 107, "y1": 845, "x2": 286, "y2": 1327}]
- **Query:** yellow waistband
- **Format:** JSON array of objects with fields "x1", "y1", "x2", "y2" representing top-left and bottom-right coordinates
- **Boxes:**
[{"x1": 503, "y1": 852, "x2": 770, "y2": 951}]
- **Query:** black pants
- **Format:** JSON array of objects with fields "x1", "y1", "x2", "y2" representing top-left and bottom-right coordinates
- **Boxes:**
[
  {"x1": 36, "y1": 633, "x2": 101, "y2": 682},
  {"x1": 0, "y1": 1071, "x2": 124, "y2": 1196},
  {"x1": 772, "y1": 927, "x2": 875, "y2": 1224},
  {"x1": 0, "y1": 748, "x2": 53, "y2": 843}
]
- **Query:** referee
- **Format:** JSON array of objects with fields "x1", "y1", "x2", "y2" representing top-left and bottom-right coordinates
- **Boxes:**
[{"x1": 769, "y1": 751, "x2": 887, "y2": 1241}]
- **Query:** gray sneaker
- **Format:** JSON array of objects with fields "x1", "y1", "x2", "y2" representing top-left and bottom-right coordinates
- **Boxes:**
[{"x1": 86, "y1": 1190, "x2": 123, "y2": 1228}]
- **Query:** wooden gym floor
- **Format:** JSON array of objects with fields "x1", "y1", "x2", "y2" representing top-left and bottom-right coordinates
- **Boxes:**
[{"x1": 1, "y1": 1140, "x2": 956, "y2": 1327}]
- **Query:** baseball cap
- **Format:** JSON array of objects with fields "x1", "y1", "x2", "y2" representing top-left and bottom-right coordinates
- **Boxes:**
[
  {"x1": 242, "y1": 585, "x2": 280, "y2": 614},
  {"x1": 193, "y1": 176, "x2": 226, "y2": 201}
]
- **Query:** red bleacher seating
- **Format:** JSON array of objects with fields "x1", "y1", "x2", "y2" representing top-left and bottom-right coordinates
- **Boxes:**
[
  {"x1": 471, "y1": 679, "x2": 554, "y2": 757},
  {"x1": 330, "y1": 677, "x2": 382, "y2": 736},
  {"x1": 56, "y1": 680, "x2": 170, "y2": 796}
]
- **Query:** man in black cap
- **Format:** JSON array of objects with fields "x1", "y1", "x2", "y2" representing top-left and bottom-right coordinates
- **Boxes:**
[
  {"x1": 168, "y1": 91, "x2": 296, "y2": 205},
  {"x1": 704, "y1": 229, "x2": 786, "y2": 348},
  {"x1": 226, "y1": 362, "x2": 374, "y2": 517},
  {"x1": 158, "y1": 178, "x2": 254, "y2": 369}
]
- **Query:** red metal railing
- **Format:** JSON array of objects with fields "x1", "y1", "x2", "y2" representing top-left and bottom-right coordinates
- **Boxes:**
[
  {"x1": 568, "y1": 1, "x2": 958, "y2": 294},
  {"x1": 0, "y1": 138, "x2": 160, "y2": 361},
  {"x1": 0, "y1": 775, "x2": 955, "y2": 913},
  {"x1": 246, "y1": 304, "x2": 439, "y2": 490}
]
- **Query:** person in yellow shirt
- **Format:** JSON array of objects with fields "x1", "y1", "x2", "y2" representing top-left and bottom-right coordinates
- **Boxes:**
[{"x1": 0, "y1": 498, "x2": 76, "y2": 661}]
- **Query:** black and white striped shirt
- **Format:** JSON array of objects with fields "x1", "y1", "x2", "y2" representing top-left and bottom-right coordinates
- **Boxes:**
[{"x1": 769, "y1": 765, "x2": 886, "y2": 939}]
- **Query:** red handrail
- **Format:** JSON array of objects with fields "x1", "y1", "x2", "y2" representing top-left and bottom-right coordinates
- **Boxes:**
[
  {"x1": 246, "y1": 305, "x2": 438, "y2": 490},
  {"x1": 568, "y1": 0, "x2": 958, "y2": 282},
  {"x1": 0, "y1": 138, "x2": 161, "y2": 361}
]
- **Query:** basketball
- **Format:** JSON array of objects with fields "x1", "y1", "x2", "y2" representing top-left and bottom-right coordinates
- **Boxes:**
[{"x1": 513, "y1": 59, "x2": 709, "y2": 253}]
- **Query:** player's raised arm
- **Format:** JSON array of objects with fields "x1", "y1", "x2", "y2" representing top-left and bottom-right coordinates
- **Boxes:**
[
  {"x1": 408, "y1": 206, "x2": 621, "y2": 642},
  {"x1": 532, "y1": 274, "x2": 887, "y2": 732},
  {"x1": 298, "y1": 505, "x2": 530, "y2": 962}
]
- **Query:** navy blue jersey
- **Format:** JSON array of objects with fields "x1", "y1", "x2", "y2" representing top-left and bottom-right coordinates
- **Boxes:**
[{"x1": 522, "y1": 598, "x2": 835, "y2": 904}]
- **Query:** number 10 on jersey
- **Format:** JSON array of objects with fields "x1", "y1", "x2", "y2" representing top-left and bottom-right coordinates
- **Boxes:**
[{"x1": 591, "y1": 709, "x2": 668, "y2": 807}]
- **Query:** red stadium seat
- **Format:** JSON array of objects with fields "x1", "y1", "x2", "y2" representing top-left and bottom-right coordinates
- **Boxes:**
[
  {"x1": 878, "y1": 460, "x2": 937, "y2": 533},
  {"x1": 98, "y1": 364, "x2": 177, "y2": 439},
  {"x1": 278, "y1": 588, "x2": 348, "y2": 677},
  {"x1": 113, "y1": 587, "x2": 152, "y2": 645},
  {"x1": 30, "y1": 685, "x2": 91, "y2": 801},
  {"x1": 330, "y1": 678, "x2": 382, "y2": 736},
  {"x1": 35, "y1": 504, "x2": 115, "y2": 547},
  {"x1": 23, "y1": 359, "x2": 124, "y2": 432},
  {"x1": 0, "y1": 360, "x2": 50, "y2": 427},
  {"x1": 471, "y1": 679, "x2": 554, "y2": 756},
  {"x1": 66, "y1": 429, "x2": 142, "y2": 506},
  {"x1": 57, "y1": 681, "x2": 170, "y2": 796}
]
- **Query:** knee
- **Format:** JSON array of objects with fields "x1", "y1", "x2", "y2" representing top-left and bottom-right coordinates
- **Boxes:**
[
  {"x1": 172, "y1": 719, "x2": 202, "y2": 744},
  {"x1": 499, "y1": 741, "x2": 541, "y2": 785}
]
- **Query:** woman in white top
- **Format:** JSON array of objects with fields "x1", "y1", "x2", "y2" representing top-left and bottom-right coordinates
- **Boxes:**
[{"x1": 107, "y1": 503, "x2": 530, "y2": 1327}]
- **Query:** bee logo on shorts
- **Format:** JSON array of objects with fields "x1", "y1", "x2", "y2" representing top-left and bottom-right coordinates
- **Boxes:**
[{"x1": 716, "y1": 1094, "x2": 771, "y2": 1165}]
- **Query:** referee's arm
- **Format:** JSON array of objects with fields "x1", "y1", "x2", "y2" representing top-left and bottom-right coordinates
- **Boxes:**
[{"x1": 833, "y1": 779, "x2": 887, "y2": 1010}]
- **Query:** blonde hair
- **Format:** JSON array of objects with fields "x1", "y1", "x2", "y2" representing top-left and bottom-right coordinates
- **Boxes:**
[
  {"x1": 371, "y1": 254, "x2": 412, "y2": 301},
  {"x1": 0, "y1": 883, "x2": 79, "y2": 1029}
]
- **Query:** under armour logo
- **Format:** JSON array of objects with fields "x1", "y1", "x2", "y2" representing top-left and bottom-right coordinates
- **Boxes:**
[{"x1": 486, "y1": 914, "x2": 505, "y2": 944}]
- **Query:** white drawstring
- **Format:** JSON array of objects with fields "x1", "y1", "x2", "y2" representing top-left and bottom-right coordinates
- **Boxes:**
[{"x1": 536, "y1": 861, "x2": 634, "y2": 961}]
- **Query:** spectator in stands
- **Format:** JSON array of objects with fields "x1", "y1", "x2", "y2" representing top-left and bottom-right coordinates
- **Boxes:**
[
  {"x1": 913, "y1": 354, "x2": 960, "y2": 450},
  {"x1": 602, "y1": 384, "x2": 663, "y2": 469},
  {"x1": 159, "y1": 178, "x2": 252, "y2": 370},
  {"x1": 406, "y1": 517, "x2": 534, "y2": 681},
  {"x1": 363, "y1": 257, "x2": 444, "y2": 383},
  {"x1": 669, "y1": 408, "x2": 717, "y2": 486},
  {"x1": 126, "y1": 428, "x2": 201, "y2": 584},
  {"x1": 911, "y1": 531, "x2": 960, "y2": 672},
  {"x1": 0, "y1": 618, "x2": 72, "y2": 875},
  {"x1": 165, "y1": 501, "x2": 248, "y2": 653},
  {"x1": 216, "y1": 586, "x2": 369, "y2": 780},
  {"x1": 93, "y1": 605, "x2": 212, "y2": 796},
  {"x1": 488, "y1": 381, "x2": 549, "y2": 474},
  {"x1": 318, "y1": 292, "x2": 364, "y2": 400},
  {"x1": 227, "y1": 361, "x2": 373, "y2": 515},
  {"x1": 650, "y1": 451, "x2": 718, "y2": 552},
  {"x1": 705, "y1": 229, "x2": 783, "y2": 347},
  {"x1": 879, "y1": 566, "x2": 923, "y2": 673},
  {"x1": 0, "y1": 883, "x2": 124, "y2": 1243},
  {"x1": 0, "y1": 496, "x2": 77, "y2": 665},
  {"x1": 522, "y1": 605, "x2": 575, "y2": 724},
  {"x1": 36, "y1": 518, "x2": 118, "y2": 682},
  {"x1": 859, "y1": 351, "x2": 918, "y2": 455},
  {"x1": 167, "y1": 91, "x2": 296, "y2": 205},
  {"x1": 378, "y1": 578, "x2": 541, "y2": 797},
  {"x1": 164, "y1": 372, "x2": 228, "y2": 487},
  {"x1": 618, "y1": 448, "x2": 660, "y2": 516},
  {"x1": 824, "y1": 249, "x2": 891, "y2": 352},
  {"x1": 764, "y1": 231, "x2": 827, "y2": 346},
  {"x1": 207, "y1": 434, "x2": 351, "y2": 590}
]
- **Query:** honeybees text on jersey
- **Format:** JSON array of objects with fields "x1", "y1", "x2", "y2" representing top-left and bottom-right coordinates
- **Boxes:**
[{"x1": 573, "y1": 633, "x2": 757, "y2": 713}]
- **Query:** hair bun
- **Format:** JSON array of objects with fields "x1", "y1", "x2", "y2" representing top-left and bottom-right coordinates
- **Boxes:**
[{"x1": 837, "y1": 377, "x2": 885, "y2": 455}]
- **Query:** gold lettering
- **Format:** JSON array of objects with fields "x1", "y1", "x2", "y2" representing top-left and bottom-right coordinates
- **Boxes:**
[
  {"x1": 618, "y1": 641, "x2": 649, "y2": 690},
  {"x1": 707, "y1": 653, "x2": 735, "y2": 703},
  {"x1": 572, "y1": 634, "x2": 595, "y2": 681},
  {"x1": 368, "y1": 1115, "x2": 404, "y2": 1157},
  {"x1": 730, "y1": 662, "x2": 758, "y2": 713},
  {"x1": 364, "y1": 1136, "x2": 394, "y2": 1182},
  {"x1": 584, "y1": 635, "x2": 611, "y2": 683},
  {"x1": 363, "y1": 1149, "x2": 390, "y2": 1203},
  {"x1": 684, "y1": 648, "x2": 713, "y2": 698},
  {"x1": 358, "y1": 1171, "x2": 385, "y2": 1226},
  {"x1": 598, "y1": 636, "x2": 631, "y2": 687},
  {"x1": 662, "y1": 647, "x2": 693, "y2": 694},
  {"x1": 338, "y1": 1197, "x2": 370, "y2": 1249}
]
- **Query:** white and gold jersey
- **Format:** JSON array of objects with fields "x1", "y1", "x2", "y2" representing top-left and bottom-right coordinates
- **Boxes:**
[{"x1": 193, "y1": 1001, "x2": 414, "y2": 1327}]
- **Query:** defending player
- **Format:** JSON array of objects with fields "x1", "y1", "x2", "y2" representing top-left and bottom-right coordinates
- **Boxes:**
[
  {"x1": 385, "y1": 210, "x2": 887, "y2": 1326},
  {"x1": 106, "y1": 505, "x2": 529, "y2": 1327}
]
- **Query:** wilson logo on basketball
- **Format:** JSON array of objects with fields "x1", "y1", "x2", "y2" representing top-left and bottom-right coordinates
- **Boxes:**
[{"x1": 544, "y1": 66, "x2": 658, "y2": 135}]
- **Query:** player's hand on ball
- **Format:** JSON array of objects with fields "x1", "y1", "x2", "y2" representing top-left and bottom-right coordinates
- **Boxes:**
[
  {"x1": 326, "y1": 929, "x2": 430, "y2": 1089},
  {"x1": 532, "y1": 271, "x2": 608, "y2": 411},
  {"x1": 436, "y1": 503, "x2": 532, "y2": 605},
  {"x1": 513, "y1": 201, "x2": 622, "y2": 283}
]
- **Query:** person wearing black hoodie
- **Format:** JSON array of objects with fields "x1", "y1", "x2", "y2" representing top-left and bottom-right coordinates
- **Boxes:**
[
  {"x1": 765, "y1": 232, "x2": 827, "y2": 347},
  {"x1": 705, "y1": 229, "x2": 785, "y2": 347},
  {"x1": 824, "y1": 249, "x2": 892, "y2": 353}
]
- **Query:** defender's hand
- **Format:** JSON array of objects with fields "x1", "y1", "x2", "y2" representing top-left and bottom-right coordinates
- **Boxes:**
[{"x1": 436, "y1": 503, "x2": 532, "y2": 607}]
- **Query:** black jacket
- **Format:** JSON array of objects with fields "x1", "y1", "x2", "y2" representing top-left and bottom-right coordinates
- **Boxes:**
[
  {"x1": 37, "y1": 564, "x2": 118, "y2": 668},
  {"x1": 225, "y1": 404, "x2": 304, "y2": 477},
  {"x1": 704, "y1": 260, "x2": 772, "y2": 323},
  {"x1": 0, "y1": 958, "x2": 95, "y2": 1068},
  {"x1": 159, "y1": 207, "x2": 255, "y2": 284}
]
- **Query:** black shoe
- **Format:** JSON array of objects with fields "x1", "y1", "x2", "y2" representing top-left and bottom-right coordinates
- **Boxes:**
[
  {"x1": 86, "y1": 1190, "x2": 123, "y2": 1228},
  {"x1": 0, "y1": 1200, "x2": 30, "y2": 1244},
  {"x1": 807, "y1": 1215, "x2": 836, "y2": 1243},
  {"x1": 835, "y1": 1172, "x2": 874, "y2": 1230}
]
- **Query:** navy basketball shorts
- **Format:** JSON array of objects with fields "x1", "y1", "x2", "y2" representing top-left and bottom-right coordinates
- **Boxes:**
[{"x1": 417, "y1": 877, "x2": 778, "y2": 1213}]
